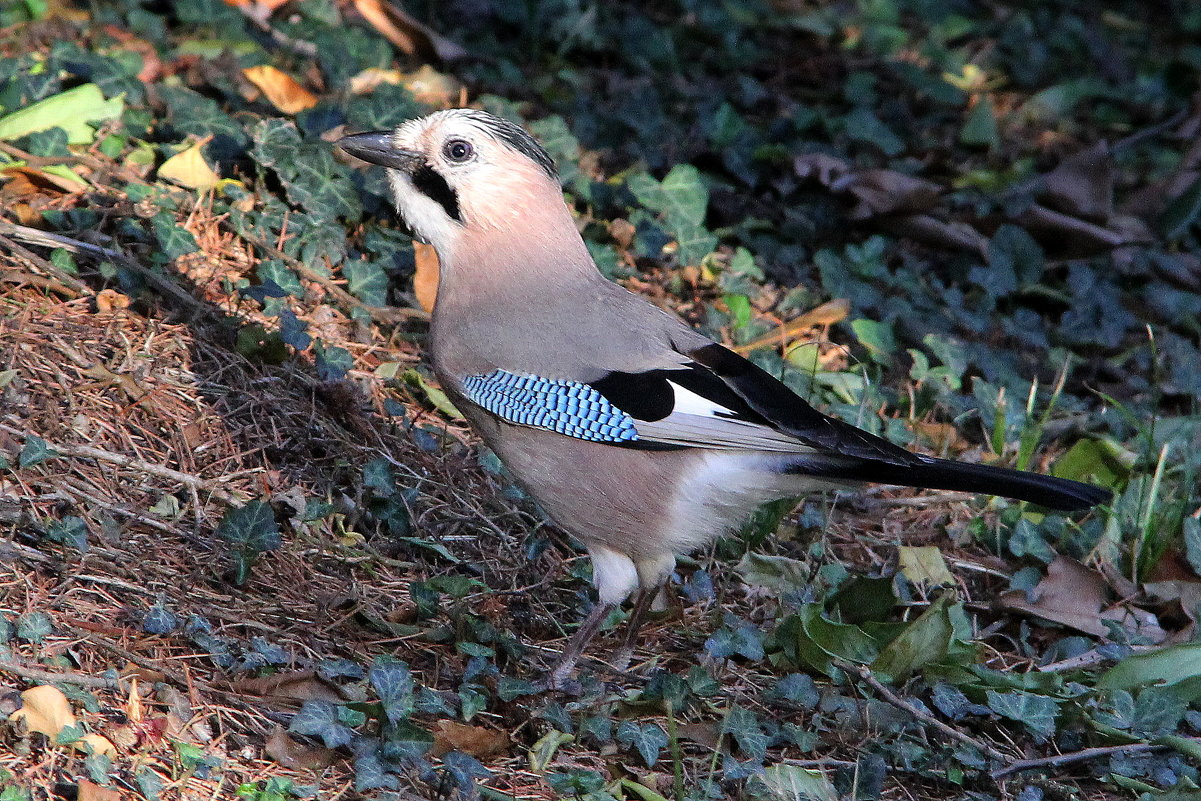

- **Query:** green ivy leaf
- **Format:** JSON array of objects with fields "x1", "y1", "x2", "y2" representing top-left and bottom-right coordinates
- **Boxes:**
[
  {"x1": 150, "y1": 212, "x2": 199, "y2": 260},
  {"x1": 616, "y1": 719, "x2": 667, "y2": 767},
  {"x1": 370, "y1": 659, "x2": 413, "y2": 725},
  {"x1": 960, "y1": 96, "x2": 1000, "y2": 149},
  {"x1": 989, "y1": 224, "x2": 1045, "y2": 288},
  {"x1": 15, "y1": 611, "x2": 53, "y2": 643},
  {"x1": 344, "y1": 259, "x2": 388, "y2": 306},
  {"x1": 18, "y1": 435, "x2": 58, "y2": 468},
  {"x1": 289, "y1": 700, "x2": 355, "y2": 748},
  {"x1": 722, "y1": 705, "x2": 768, "y2": 761},
  {"x1": 986, "y1": 690, "x2": 1059, "y2": 739},
  {"x1": 45, "y1": 515, "x2": 88, "y2": 553}
]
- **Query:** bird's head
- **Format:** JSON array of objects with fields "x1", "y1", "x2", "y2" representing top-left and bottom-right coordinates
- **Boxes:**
[{"x1": 338, "y1": 109, "x2": 562, "y2": 258}]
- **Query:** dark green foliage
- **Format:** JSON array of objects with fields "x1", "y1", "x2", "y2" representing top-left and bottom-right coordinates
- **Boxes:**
[{"x1": 217, "y1": 500, "x2": 281, "y2": 585}]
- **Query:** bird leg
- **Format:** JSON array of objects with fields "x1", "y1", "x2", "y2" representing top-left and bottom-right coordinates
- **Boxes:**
[
  {"x1": 610, "y1": 585, "x2": 662, "y2": 672},
  {"x1": 544, "y1": 599, "x2": 616, "y2": 691}
]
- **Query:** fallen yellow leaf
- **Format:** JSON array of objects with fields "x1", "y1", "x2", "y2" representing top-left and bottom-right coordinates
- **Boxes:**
[
  {"x1": 158, "y1": 140, "x2": 220, "y2": 189},
  {"x1": 10, "y1": 685, "x2": 76, "y2": 738},
  {"x1": 243, "y1": 65, "x2": 318, "y2": 115},
  {"x1": 76, "y1": 733, "x2": 118, "y2": 758}
]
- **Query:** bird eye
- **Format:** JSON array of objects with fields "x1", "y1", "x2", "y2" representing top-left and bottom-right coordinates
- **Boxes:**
[{"x1": 443, "y1": 139, "x2": 474, "y2": 163}]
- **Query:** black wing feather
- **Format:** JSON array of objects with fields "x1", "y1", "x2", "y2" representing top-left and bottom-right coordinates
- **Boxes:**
[{"x1": 685, "y1": 342, "x2": 918, "y2": 465}]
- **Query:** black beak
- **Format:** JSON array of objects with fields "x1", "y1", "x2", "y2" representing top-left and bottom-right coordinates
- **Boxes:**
[{"x1": 337, "y1": 131, "x2": 425, "y2": 172}]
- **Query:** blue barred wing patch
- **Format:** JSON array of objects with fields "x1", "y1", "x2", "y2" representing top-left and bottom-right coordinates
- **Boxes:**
[{"x1": 461, "y1": 370, "x2": 639, "y2": 443}]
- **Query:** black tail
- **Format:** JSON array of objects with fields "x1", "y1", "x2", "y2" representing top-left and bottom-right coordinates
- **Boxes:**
[{"x1": 794, "y1": 455, "x2": 1111, "y2": 512}]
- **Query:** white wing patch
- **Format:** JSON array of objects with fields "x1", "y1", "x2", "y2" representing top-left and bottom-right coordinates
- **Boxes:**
[
  {"x1": 667, "y1": 380, "x2": 738, "y2": 418},
  {"x1": 633, "y1": 380, "x2": 819, "y2": 453}
]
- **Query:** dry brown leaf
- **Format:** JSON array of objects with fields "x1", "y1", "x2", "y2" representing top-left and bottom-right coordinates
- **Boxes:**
[
  {"x1": 80, "y1": 363, "x2": 148, "y2": 402},
  {"x1": 429, "y1": 719, "x2": 510, "y2": 759},
  {"x1": 1014, "y1": 203, "x2": 1147, "y2": 253},
  {"x1": 796, "y1": 154, "x2": 940, "y2": 217},
  {"x1": 9, "y1": 685, "x2": 76, "y2": 738},
  {"x1": 910, "y1": 421, "x2": 965, "y2": 452},
  {"x1": 222, "y1": 0, "x2": 290, "y2": 11},
  {"x1": 126, "y1": 676, "x2": 142, "y2": 724},
  {"x1": 998, "y1": 555, "x2": 1109, "y2": 635},
  {"x1": 348, "y1": 67, "x2": 405, "y2": 95},
  {"x1": 77, "y1": 779, "x2": 122, "y2": 801},
  {"x1": 95, "y1": 289, "x2": 132, "y2": 312},
  {"x1": 999, "y1": 555, "x2": 1165, "y2": 642},
  {"x1": 265, "y1": 724, "x2": 337, "y2": 769},
  {"x1": 402, "y1": 64, "x2": 463, "y2": 107},
  {"x1": 1039, "y1": 142, "x2": 1114, "y2": 220},
  {"x1": 2, "y1": 165, "x2": 86, "y2": 194},
  {"x1": 233, "y1": 669, "x2": 346, "y2": 706},
  {"x1": 352, "y1": 0, "x2": 467, "y2": 61},
  {"x1": 158, "y1": 139, "x2": 221, "y2": 189},
  {"x1": 733, "y1": 298, "x2": 849, "y2": 354},
  {"x1": 413, "y1": 241, "x2": 439, "y2": 312},
  {"x1": 877, "y1": 214, "x2": 989, "y2": 255},
  {"x1": 242, "y1": 65, "x2": 319, "y2": 115}
]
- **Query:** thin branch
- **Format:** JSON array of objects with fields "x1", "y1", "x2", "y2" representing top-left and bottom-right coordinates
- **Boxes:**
[
  {"x1": 991, "y1": 742, "x2": 1172, "y2": 779},
  {"x1": 0, "y1": 423, "x2": 246, "y2": 506},
  {"x1": 0, "y1": 660, "x2": 124, "y2": 690},
  {"x1": 841, "y1": 661, "x2": 1011, "y2": 766},
  {"x1": 224, "y1": 221, "x2": 428, "y2": 325}
]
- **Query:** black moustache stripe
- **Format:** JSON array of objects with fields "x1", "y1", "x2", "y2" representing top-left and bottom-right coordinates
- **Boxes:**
[{"x1": 412, "y1": 165, "x2": 461, "y2": 222}]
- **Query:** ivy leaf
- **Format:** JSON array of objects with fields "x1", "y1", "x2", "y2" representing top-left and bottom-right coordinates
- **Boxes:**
[
  {"x1": 961, "y1": 96, "x2": 1000, "y2": 149},
  {"x1": 19, "y1": 435, "x2": 58, "y2": 468},
  {"x1": 986, "y1": 690, "x2": 1059, "y2": 740},
  {"x1": 353, "y1": 753, "x2": 400, "y2": 792},
  {"x1": 289, "y1": 700, "x2": 355, "y2": 748},
  {"x1": 277, "y1": 309, "x2": 312, "y2": 351},
  {"x1": 218, "y1": 500, "x2": 280, "y2": 553},
  {"x1": 931, "y1": 683, "x2": 991, "y2": 720},
  {"x1": 142, "y1": 603, "x2": 179, "y2": 635},
  {"x1": 257, "y1": 260, "x2": 304, "y2": 298},
  {"x1": 344, "y1": 259, "x2": 388, "y2": 307},
  {"x1": 217, "y1": 500, "x2": 281, "y2": 585},
  {"x1": 314, "y1": 343, "x2": 352, "y2": 381},
  {"x1": 845, "y1": 107, "x2": 905, "y2": 155},
  {"x1": 16, "y1": 611, "x2": 54, "y2": 643},
  {"x1": 705, "y1": 621, "x2": 765, "y2": 661},
  {"x1": 251, "y1": 119, "x2": 360, "y2": 222},
  {"x1": 158, "y1": 85, "x2": 247, "y2": 159},
  {"x1": 991, "y1": 224, "x2": 1045, "y2": 287},
  {"x1": 722, "y1": 705, "x2": 768, "y2": 761},
  {"x1": 616, "y1": 720, "x2": 667, "y2": 767},
  {"x1": 440, "y1": 751, "x2": 492, "y2": 797},
  {"x1": 770, "y1": 674, "x2": 820, "y2": 709},
  {"x1": 46, "y1": 516, "x2": 88, "y2": 553},
  {"x1": 135, "y1": 768, "x2": 165, "y2": 800},
  {"x1": 369, "y1": 659, "x2": 413, "y2": 725},
  {"x1": 362, "y1": 458, "x2": 395, "y2": 496},
  {"x1": 316, "y1": 658, "x2": 366, "y2": 682},
  {"x1": 150, "y1": 212, "x2": 199, "y2": 260}
]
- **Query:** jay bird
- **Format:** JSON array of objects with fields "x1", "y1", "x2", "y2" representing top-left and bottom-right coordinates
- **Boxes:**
[{"x1": 338, "y1": 109, "x2": 1110, "y2": 688}]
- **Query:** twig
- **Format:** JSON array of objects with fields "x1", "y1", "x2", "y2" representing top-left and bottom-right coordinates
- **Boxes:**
[
  {"x1": 0, "y1": 232, "x2": 90, "y2": 296},
  {"x1": 224, "y1": 221, "x2": 428, "y2": 324},
  {"x1": 0, "y1": 220, "x2": 207, "y2": 313},
  {"x1": 841, "y1": 661, "x2": 1011, "y2": 766},
  {"x1": 991, "y1": 742, "x2": 1177, "y2": 779},
  {"x1": 0, "y1": 660, "x2": 123, "y2": 690},
  {"x1": 234, "y1": 2, "x2": 318, "y2": 56},
  {"x1": 84, "y1": 634, "x2": 192, "y2": 689},
  {"x1": 0, "y1": 423, "x2": 245, "y2": 506},
  {"x1": 1038, "y1": 644, "x2": 1155, "y2": 673}
]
